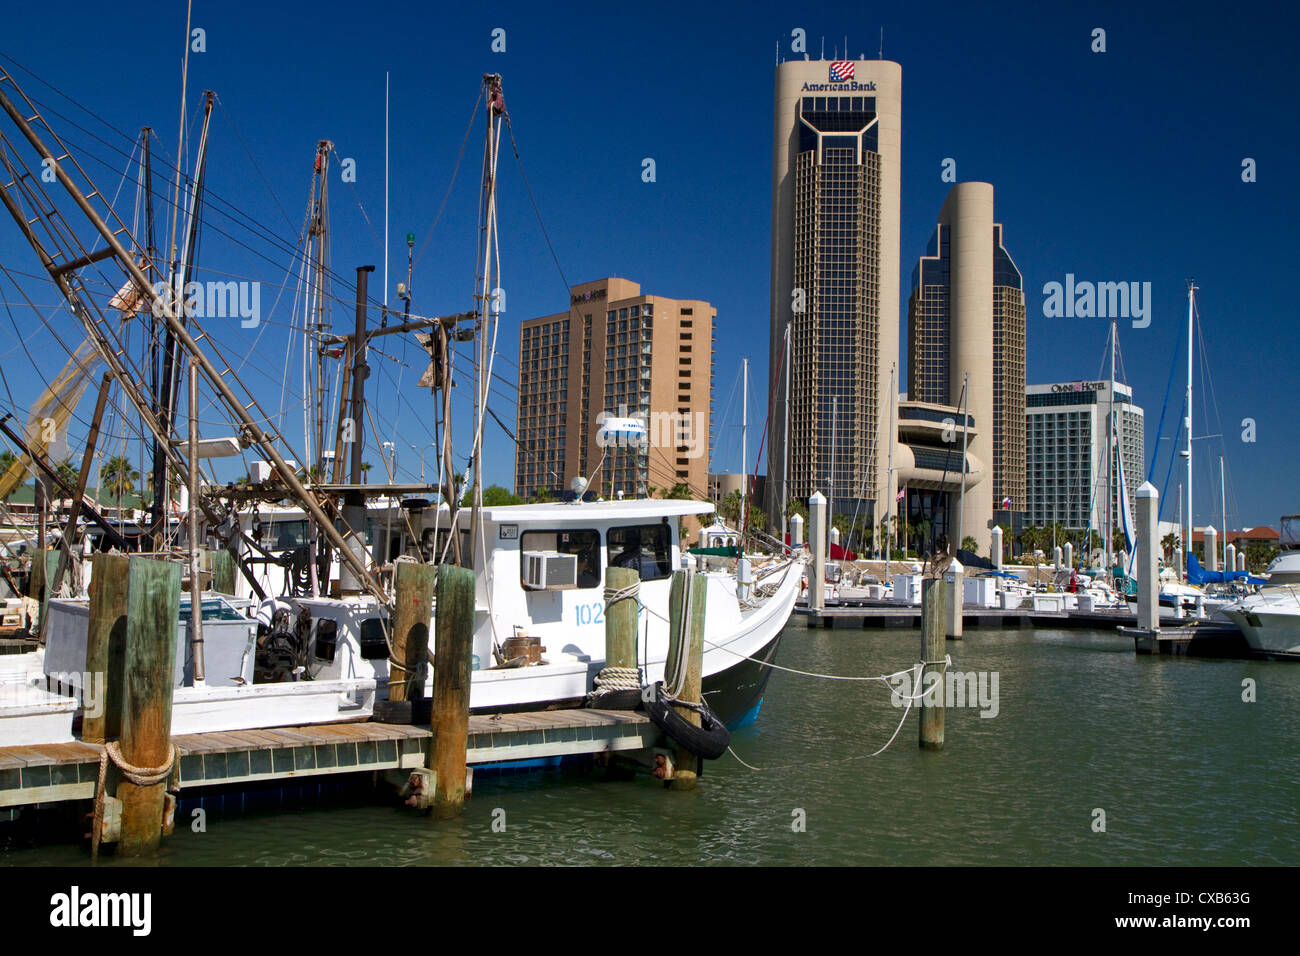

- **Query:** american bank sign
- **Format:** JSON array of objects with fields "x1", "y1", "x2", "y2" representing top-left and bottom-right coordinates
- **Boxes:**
[
  {"x1": 802, "y1": 62, "x2": 877, "y2": 92},
  {"x1": 801, "y1": 79, "x2": 877, "y2": 92}
]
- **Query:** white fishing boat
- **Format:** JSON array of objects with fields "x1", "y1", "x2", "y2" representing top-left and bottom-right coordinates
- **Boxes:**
[{"x1": 1220, "y1": 515, "x2": 1300, "y2": 659}]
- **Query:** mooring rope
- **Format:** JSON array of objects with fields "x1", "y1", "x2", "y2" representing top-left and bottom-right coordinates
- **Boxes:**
[
  {"x1": 724, "y1": 661, "x2": 930, "y2": 771},
  {"x1": 91, "y1": 741, "x2": 177, "y2": 861}
]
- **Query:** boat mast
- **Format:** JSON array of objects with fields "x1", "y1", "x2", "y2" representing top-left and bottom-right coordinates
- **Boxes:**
[
  {"x1": 781, "y1": 319, "x2": 791, "y2": 548},
  {"x1": 957, "y1": 371, "x2": 969, "y2": 553},
  {"x1": 741, "y1": 357, "x2": 748, "y2": 533},
  {"x1": 885, "y1": 361, "x2": 895, "y2": 576},
  {"x1": 1220, "y1": 455, "x2": 1227, "y2": 571},
  {"x1": 828, "y1": 394, "x2": 836, "y2": 556},
  {"x1": 1107, "y1": 318, "x2": 1117, "y2": 571},
  {"x1": 468, "y1": 73, "x2": 505, "y2": 568},
  {"x1": 1185, "y1": 281, "x2": 1196, "y2": 580}
]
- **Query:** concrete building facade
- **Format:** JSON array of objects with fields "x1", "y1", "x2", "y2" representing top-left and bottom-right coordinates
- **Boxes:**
[
  {"x1": 1025, "y1": 380, "x2": 1144, "y2": 535},
  {"x1": 767, "y1": 57, "x2": 902, "y2": 535},
  {"x1": 514, "y1": 278, "x2": 714, "y2": 500},
  {"x1": 906, "y1": 182, "x2": 1025, "y2": 555}
]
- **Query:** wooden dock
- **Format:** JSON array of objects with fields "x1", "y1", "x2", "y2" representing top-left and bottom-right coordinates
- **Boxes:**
[{"x1": 0, "y1": 709, "x2": 656, "y2": 814}]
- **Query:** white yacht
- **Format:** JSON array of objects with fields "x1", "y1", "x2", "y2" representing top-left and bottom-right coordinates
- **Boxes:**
[{"x1": 1221, "y1": 515, "x2": 1300, "y2": 659}]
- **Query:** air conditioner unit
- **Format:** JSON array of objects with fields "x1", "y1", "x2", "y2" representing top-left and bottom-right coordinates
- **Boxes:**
[{"x1": 522, "y1": 551, "x2": 578, "y2": 590}]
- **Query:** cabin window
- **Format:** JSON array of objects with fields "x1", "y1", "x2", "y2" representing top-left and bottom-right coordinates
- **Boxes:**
[
  {"x1": 607, "y1": 523, "x2": 673, "y2": 581},
  {"x1": 520, "y1": 529, "x2": 601, "y2": 588}
]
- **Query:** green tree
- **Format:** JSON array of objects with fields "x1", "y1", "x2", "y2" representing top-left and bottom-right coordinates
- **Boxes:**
[
  {"x1": 529, "y1": 486, "x2": 558, "y2": 504},
  {"x1": 482, "y1": 484, "x2": 522, "y2": 506},
  {"x1": 961, "y1": 535, "x2": 979, "y2": 554},
  {"x1": 785, "y1": 497, "x2": 808, "y2": 522},
  {"x1": 54, "y1": 457, "x2": 79, "y2": 491},
  {"x1": 1160, "y1": 532, "x2": 1178, "y2": 561},
  {"x1": 719, "y1": 489, "x2": 744, "y2": 526},
  {"x1": 101, "y1": 455, "x2": 140, "y2": 516}
]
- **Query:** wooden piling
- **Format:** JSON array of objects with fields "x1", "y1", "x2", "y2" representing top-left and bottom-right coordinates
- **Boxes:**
[
  {"x1": 604, "y1": 566, "x2": 640, "y2": 670},
  {"x1": 665, "y1": 570, "x2": 707, "y2": 791},
  {"x1": 210, "y1": 548, "x2": 238, "y2": 596},
  {"x1": 919, "y1": 576, "x2": 946, "y2": 751},
  {"x1": 428, "y1": 563, "x2": 475, "y2": 818},
  {"x1": 115, "y1": 556, "x2": 181, "y2": 856},
  {"x1": 389, "y1": 560, "x2": 437, "y2": 706},
  {"x1": 83, "y1": 553, "x2": 130, "y2": 745}
]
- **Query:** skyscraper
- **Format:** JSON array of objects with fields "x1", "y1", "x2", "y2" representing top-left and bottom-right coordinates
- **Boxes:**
[
  {"x1": 767, "y1": 57, "x2": 902, "y2": 535},
  {"x1": 1026, "y1": 380, "x2": 1144, "y2": 536},
  {"x1": 514, "y1": 278, "x2": 714, "y2": 501},
  {"x1": 906, "y1": 182, "x2": 1025, "y2": 554}
]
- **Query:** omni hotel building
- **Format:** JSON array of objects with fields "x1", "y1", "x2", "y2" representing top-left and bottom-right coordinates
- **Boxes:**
[
  {"x1": 766, "y1": 57, "x2": 902, "y2": 533},
  {"x1": 1025, "y1": 380, "x2": 1145, "y2": 533},
  {"x1": 514, "y1": 277, "x2": 714, "y2": 500}
]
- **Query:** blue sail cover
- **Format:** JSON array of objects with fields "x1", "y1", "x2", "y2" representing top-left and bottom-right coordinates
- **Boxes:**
[{"x1": 1186, "y1": 552, "x2": 1267, "y2": 587}]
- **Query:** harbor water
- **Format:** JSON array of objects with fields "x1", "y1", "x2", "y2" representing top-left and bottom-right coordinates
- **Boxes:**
[{"x1": 3, "y1": 621, "x2": 1297, "y2": 866}]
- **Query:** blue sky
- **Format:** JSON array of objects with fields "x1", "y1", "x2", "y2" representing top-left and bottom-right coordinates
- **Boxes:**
[{"x1": 0, "y1": 0, "x2": 1295, "y2": 530}]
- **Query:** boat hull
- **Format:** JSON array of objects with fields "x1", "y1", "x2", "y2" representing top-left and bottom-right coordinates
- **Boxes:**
[{"x1": 1222, "y1": 605, "x2": 1300, "y2": 659}]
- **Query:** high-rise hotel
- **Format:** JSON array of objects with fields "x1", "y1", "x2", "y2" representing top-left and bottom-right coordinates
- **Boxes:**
[
  {"x1": 907, "y1": 183, "x2": 1026, "y2": 554},
  {"x1": 514, "y1": 277, "x2": 714, "y2": 500},
  {"x1": 767, "y1": 58, "x2": 902, "y2": 531}
]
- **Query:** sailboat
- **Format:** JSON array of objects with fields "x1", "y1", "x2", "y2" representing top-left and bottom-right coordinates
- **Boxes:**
[{"x1": 0, "y1": 64, "x2": 802, "y2": 747}]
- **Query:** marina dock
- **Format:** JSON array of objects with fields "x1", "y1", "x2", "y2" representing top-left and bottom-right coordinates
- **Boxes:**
[
  {"x1": 0, "y1": 709, "x2": 656, "y2": 816},
  {"x1": 795, "y1": 602, "x2": 1146, "y2": 630}
]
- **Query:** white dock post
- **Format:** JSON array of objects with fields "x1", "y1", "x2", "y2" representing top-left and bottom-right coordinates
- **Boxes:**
[
  {"x1": 1225, "y1": 543, "x2": 1236, "y2": 576},
  {"x1": 1053, "y1": 545, "x2": 1063, "y2": 569},
  {"x1": 1063, "y1": 541, "x2": 1073, "y2": 571},
  {"x1": 1237, "y1": 550, "x2": 1247, "y2": 573},
  {"x1": 829, "y1": 526, "x2": 840, "y2": 553},
  {"x1": 1137, "y1": 482, "x2": 1160, "y2": 631},
  {"x1": 1205, "y1": 526, "x2": 1218, "y2": 571},
  {"x1": 809, "y1": 492, "x2": 826, "y2": 611},
  {"x1": 945, "y1": 557, "x2": 964, "y2": 640},
  {"x1": 991, "y1": 526, "x2": 1003, "y2": 571},
  {"x1": 789, "y1": 513, "x2": 804, "y2": 549}
]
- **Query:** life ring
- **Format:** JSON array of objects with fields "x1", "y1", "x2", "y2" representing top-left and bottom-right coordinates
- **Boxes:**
[{"x1": 641, "y1": 681, "x2": 731, "y2": 760}]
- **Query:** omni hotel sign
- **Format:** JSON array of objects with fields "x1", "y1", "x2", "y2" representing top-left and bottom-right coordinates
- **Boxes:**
[
  {"x1": 1050, "y1": 381, "x2": 1109, "y2": 393},
  {"x1": 571, "y1": 288, "x2": 608, "y2": 305}
]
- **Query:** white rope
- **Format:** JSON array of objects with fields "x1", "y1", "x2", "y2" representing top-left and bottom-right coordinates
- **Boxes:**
[{"x1": 591, "y1": 666, "x2": 640, "y2": 692}]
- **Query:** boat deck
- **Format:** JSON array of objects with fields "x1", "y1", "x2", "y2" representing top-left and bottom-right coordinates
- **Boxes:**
[{"x1": 0, "y1": 709, "x2": 656, "y2": 811}]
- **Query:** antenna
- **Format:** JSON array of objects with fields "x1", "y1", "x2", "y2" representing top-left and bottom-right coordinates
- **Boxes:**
[
  {"x1": 821, "y1": 37, "x2": 824, "y2": 59},
  {"x1": 879, "y1": 27, "x2": 884, "y2": 59}
]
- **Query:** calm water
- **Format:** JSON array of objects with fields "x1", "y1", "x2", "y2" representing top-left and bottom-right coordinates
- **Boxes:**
[{"x1": 5, "y1": 622, "x2": 1298, "y2": 866}]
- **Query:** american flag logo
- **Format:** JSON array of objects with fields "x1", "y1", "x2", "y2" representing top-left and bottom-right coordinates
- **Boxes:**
[{"x1": 829, "y1": 61, "x2": 855, "y2": 82}]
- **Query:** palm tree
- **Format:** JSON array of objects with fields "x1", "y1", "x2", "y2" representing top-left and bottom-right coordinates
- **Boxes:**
[
  {"x1": 54, "y1": 457, "x2": 79, "y2": 490},
  {"x1": 961, "y1": 535, "x2": 979, "y2": 555},
  {"x1": 100, "y1": 455, "x2": 140, "y2": 517},
  {"x1": 530, "y1": 486, "x2": 557, "y2": 504},
  {"x1": 1160, "y1": 532, "x2": 1178, "y2": 561}
]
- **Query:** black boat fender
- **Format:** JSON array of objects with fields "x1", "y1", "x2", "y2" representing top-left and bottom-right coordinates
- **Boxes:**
[{"x1": 642, "y1": 681, "x2": 731, "y2": 760}]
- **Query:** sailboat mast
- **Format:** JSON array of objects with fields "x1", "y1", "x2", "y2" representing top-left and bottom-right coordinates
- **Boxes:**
[
  {"x1": 885, "y1": 362, "x2": 895, "y2": 575},
  {"x1": 957, "y1": 371, "x2": 969, "y2": 552},
  {"x1": 1185, "y1": 281, "x2": 1196, "y2": 580},
  {"x1": 1107, "y1": 319, "x2": 1117, "y2": 571},
  {"x1": 782, "y1": 320, "x2": 791, "y2": 547},
  {"x1": 741, "y1": 357, "x2": 748, "y2": 532},
  {"x1": 1220, "y1": 455, "x2": 1227, "y2": 571}
]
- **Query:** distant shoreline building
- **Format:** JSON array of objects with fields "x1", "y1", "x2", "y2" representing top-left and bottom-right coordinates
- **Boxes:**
[
  {"x1": 514, "y1": 278, "x2": 714, "y2": 500},
  {"x1": 767, "y1": 57, "x2": 902, "y2": 535},
  {"x1": 905, "y1": 182, "x2": 1025, "y2": 554},
  {"x1": 1025, "y1": 380, "x2": 1144, "y2": 534}
]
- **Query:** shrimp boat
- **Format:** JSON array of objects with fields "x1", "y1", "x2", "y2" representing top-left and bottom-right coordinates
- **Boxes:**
[{"x1": 0, "y1": 65, "x2": 801, "y2": 746}]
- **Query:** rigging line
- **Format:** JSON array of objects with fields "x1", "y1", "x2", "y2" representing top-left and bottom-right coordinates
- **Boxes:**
[
  {"x1": 503, "y1": 114, "x2": 570, "y2": 295},
  {"x1": 7, "y1": 97, "x2": 374, "y2": 307},
  {"x1": 326, "y1": 143, "x2": 385, "y2": 256},
  {"x1": 213, "y1": 94, "x2": 295, "y2": 231},
  {"x1": 413, "y1": 87, "x2": 483, "y2": 271}
]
